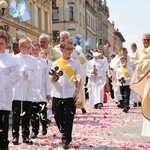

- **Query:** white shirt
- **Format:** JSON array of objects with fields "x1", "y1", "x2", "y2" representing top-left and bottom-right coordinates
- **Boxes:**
[
  {"x1": 116, "y1": 66, "x2": 133, "y2": 86},
  {"x1": 32, "y1": 57, "x2": 52, "y2": 102},
  {"x1": 0, "y1": 53, "x2": 19, "y2": 110},
  {"x1": 13, "y1": 53, "x2": 38, "y2": 101},
  {"x1": 51, "y1": 58, "x2": 82, "y2": 98}
]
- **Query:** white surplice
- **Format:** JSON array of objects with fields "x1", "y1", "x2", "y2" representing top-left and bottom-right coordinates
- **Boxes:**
[
  {"x1": 13, "y1": 53, "x2": 38, "y2": 101},
  {"x1": 32, "y1": 57, "x2": 52, "y2": 102},
  {"x1": 0, "y1": 53, "x2": 19, "y2": 111},
  {"x1": 86, "y1": 58, "x2": 107, "y2": 105}
]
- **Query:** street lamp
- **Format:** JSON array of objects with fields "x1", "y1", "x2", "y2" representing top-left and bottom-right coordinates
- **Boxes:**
[{"x1": 0, "y1": 0, "x2": 8, "y2": 19}]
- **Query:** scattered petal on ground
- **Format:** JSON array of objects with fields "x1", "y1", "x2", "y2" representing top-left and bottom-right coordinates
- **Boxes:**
[{"x1": 9, "y1": 99, "x2": 150, "y2": 150}]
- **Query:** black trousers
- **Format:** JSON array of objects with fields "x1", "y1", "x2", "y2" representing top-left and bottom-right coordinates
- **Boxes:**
[
  {"x1": 31, "y1": 102, "x2": 47, "y2": 134},
  {"x1": 12, "y1": 100, "x2": 32, "y2": 139},
  {"x1": 0, "y1": 110, "x2": 10, "y2": 149},
  {"x1": 108, "y1": 77, "x2": 114, "y2": 99},
  {"x1": 120, "y1": 85, "x2": 131, "y2": 109},
  {"x1": 52, "y1": 97, "x2": 76, "y2": 143}
]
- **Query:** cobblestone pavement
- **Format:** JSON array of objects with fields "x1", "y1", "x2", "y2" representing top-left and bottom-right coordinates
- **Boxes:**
[{"x1": 9, "y1": 99, "x2": 150, "y2": 150}]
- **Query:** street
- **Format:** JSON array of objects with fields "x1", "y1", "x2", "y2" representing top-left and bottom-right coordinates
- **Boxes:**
[{"x1": 9, "y1": 99, "x2": 150, "y2": 150}]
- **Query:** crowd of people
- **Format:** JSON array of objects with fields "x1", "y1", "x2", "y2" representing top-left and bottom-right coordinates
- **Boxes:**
[{"x1": 0, "y1": 31, "x2": 149, "y2": 150}]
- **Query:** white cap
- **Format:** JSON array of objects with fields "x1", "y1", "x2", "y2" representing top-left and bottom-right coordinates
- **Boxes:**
[
  {"x1": 92, "y1": 51, "x2": 102, "y2": 57},
  {"x1": 75, "y1": 45, "x2": 82, "y2": 51}
]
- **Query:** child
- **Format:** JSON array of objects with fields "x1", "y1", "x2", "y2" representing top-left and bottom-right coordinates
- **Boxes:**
[
  {"x1": 12, "y1": 37, "x2": 38, "y2": 145},
  {"x1": 0, "y1": 33, "x2": 19, "y2": 150},
  {"x1": 50, "y1": 40, "x2": 82, "y2": 149},
  {"x1": 86, "y1": 51, "x2": 107, "y2": 109},
  {"x1": 116, "y1": 57, "x2": 132, "y2": 113},
  {"x1": 30, "y1": 42, "x2": 52, "y2": 138}
]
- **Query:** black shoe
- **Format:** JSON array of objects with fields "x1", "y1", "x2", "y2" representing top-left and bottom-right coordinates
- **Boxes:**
[
  {"x1": 117, "y1": 100, "x2": 124, "y2": 108},
  {"x1": 81, "y1": 108, "x2": 87, "y2": 114},
  {"x1": 12, "y1": 137, "x2": 19, "y2": 145},
  {"x1": 98, "y1": 103, "x2": 103, "y2": 109},
  {"x1": 62, "y1": 142, "x2": 70, "y2": 149},
  {"x1": 133, "y1": 102, "x2": 137, "y2": 107},
  {"x1": 23, "y1": 138, "x2": 33, "y2": 145},
  {"x1": 94, "y1": 104, "x2": 99, "y2": 109},
  {"x1": 123, "y1": 108, "x2": 129, "y2": 113},
  {"x1": 138, "y1": 102, "x2": 141, "y2": 107},
  {"x1": 30, "y1": 132, "x2": 38, "y2": 139},
  {"x1": 42, "y1": 128, "x2": 47, "y2": 135}
]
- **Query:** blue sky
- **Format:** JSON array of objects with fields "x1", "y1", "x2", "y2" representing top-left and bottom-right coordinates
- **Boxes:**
[{"x1": 107, "y1": 0, "x2": 150, "y2": 52}]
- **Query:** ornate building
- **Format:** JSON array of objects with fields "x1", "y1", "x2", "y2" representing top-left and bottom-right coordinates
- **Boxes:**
[
  {"x1": 52, "y1": 0, "x2": 86, "y2": 49},
  {"x1": 52, "y1": 0, "x2": 111, "y2": 53},
  {"x1": 0, "y1": 0, "x2": 125, "y2": 54},
  {"x1": 0, "y1": 0, "x2": 52, "y2": 52}
]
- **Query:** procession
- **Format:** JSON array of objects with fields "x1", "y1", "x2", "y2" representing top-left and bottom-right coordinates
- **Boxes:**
[{"x1": 0, "y1": 0, "x2": 150, "y2": 150}]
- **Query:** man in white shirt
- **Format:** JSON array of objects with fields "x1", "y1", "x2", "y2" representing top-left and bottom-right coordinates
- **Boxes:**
[{"x1": 39, "y1": 34, "x2": 60, "y2": 61}]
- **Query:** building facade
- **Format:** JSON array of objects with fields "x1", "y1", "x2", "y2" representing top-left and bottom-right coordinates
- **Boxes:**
[
  {"x1": 0, "y1": 0, "x2": 52, "y2": 53},
  {"x1": 52, "y1": 0, "x2": 86, "y2": 50},
  {"x1": 0, "y1": 0, "x2": 125, "y2": 54}
]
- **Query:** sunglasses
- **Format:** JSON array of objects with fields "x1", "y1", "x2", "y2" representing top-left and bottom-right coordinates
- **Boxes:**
[{"x1": 143, "y1": 39, "x2": 150, "y2": 42}]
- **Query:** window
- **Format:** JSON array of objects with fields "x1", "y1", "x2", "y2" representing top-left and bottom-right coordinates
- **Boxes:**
[
  {"x1": 80, "y1": 12, "x2": 81, "y2": 25},
  {"x1": 52, "y1": 0, "x2": 57, "y2": 8},
  {"x1": 99, "y1": 39, "x2": 102, "y2": 45},
  {"x1": 53, "y1": 30, "x2": 60, "y2": 42},
  {"x1": 45, "y1": 11, "x2": 48, "y2": 32},
  {"x1": 52, "y1": 13, "x2": 59, "y2": 21},
  {"x1": 69, "y1": 6, "x2": 74, "y2": 21},
  {"x1": 38, "y1": 7, "x2": 41, "y2": 29}
]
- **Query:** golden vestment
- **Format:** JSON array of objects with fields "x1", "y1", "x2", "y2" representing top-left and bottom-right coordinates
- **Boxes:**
[{"x1": 130, "y1": 46, "x2": 150, "y2": 120}]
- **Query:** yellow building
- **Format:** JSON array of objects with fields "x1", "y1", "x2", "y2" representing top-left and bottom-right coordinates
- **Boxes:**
[{"x1": 0, "y1": 0, "x2": 52, "y2": 53}]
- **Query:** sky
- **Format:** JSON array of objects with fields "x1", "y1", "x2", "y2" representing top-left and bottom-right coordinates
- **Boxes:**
[{"x1": 107, "y1": 0, "x2": 150, "y2": 53}]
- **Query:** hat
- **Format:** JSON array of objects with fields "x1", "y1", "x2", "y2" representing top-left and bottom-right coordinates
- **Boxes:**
[
  {"x1": 75, "y1": 45, "x2": 82, "y2": 52},
  {"x1": 92, "y1": 51, "x2": 102, "y2": 57},
  {"x1": 12, "y1": 37, "x2": 19, "y2": 44}
]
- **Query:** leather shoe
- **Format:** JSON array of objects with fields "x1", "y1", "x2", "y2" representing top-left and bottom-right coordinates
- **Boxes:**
[
  {"x1": 62, "y1": 142, "x2": 70, "y2": 149},
  {"x1": 30, "y1": 132, "x2": 38, "y2": 139},
  {"x1": 81, "y1": 108, "x2": 87, "y2": 114},
  {"x1": 23, "y1": 138, "x2": 33, "y2": 145},
  {"x1": 123, "y1": 108, "x2": 129, "y2": 113},
  {"x1": 12, "y1": 137, "x2": 19, "y2": 145},
  {"x1": 138, "y1": 102, "x2": 141, "y2": 107},
  {"x1": 133, "y1": 103, "x2": 137, "y2": 107},
  {"x1": 98, "y1": 103, "x2": 103, "y2": 109}
]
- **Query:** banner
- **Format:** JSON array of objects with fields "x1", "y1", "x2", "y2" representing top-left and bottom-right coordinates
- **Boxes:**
[
  {"x1": 9, "y1": 0, "x2": 19, "y2": 18},
  {"x1": 18, "y1": 1, "x2": 32, "y2": 22}
]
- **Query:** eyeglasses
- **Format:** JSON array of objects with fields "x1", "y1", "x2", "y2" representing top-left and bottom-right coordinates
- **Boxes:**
[
  {"x1": 65, "y1": 47, "x2": 74, "y2": 51},
  {"x1": 143, "y1": 39, "x2": 150, "y2": 42}
]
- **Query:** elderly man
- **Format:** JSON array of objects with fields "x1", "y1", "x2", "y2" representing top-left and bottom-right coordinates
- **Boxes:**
[
  {"x1": 39, "y1": 33, "x2": 59, "y2": 61},
  {"x1": 54, "y1": 31, "x2": 70, "y2": 55},
  {"x1": 130, "y1": 33, "x2": 150, "y2": 136}
]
